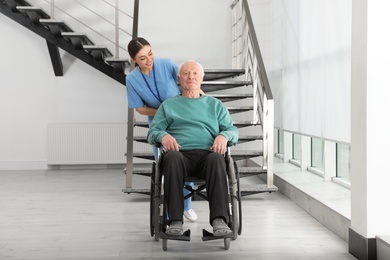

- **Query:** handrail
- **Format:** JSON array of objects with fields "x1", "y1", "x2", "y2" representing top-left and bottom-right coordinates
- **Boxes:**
[
  {"x1": 46, "y1": 0, "x2": 133, "y2": 57},
  {"x1": 231, "y1": 0, "x2": 274, "y2": 187}
]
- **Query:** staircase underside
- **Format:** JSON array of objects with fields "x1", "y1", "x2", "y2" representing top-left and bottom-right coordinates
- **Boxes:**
[{"x1": 0, "y1": 1, "x2": 126, "y2": 84}]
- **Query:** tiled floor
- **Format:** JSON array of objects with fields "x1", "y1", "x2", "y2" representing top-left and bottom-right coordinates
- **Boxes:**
[{"x1": 0, "y1": 169, "x2": 356, "y2": 259}]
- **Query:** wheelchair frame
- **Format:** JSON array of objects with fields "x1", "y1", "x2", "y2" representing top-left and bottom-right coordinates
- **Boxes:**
[{"x1": 149, "y1": 144, "x2": 242, "y2": 251}]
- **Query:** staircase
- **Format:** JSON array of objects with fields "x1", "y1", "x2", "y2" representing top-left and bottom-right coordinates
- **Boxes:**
[{"x1": 1, "y1": 0, "x2": 278, "y2": 196}]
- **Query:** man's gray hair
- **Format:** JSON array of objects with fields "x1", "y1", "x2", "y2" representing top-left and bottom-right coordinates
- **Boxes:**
[{"x1": 178, "y1": 60, "x2": 205, "y2": 77}]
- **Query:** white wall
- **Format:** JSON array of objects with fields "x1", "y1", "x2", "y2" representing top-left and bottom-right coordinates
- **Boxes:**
[
  {"x1": 0, "y1": 0, "x2": 231, "y2": 170},
  {"x1": 249, "y1": 0, "x2": 352, "y2": 143}
]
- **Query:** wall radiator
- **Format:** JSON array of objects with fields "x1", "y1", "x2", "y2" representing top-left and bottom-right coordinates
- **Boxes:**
[{"x1": 47, "y1": 124, "x2": 149, "y2": 165}]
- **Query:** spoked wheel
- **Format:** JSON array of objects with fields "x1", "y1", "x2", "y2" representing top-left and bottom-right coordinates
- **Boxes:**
[
  {"x1": 224, "y1": 238, "x2": 230, "y2": 250},
  {"x1": 150, "y1": 162, "x2": 156, "y2": 238},
  {"x1": 234, "y1": 161, "x2": 243, "y2": 236},
  {"x1": 153, "y1": 195, "x2": 160, "y2": 241},
  {"x1": 150, "y1": 162, "x2": 160, "y2": 241},
  {"x1": 231, "y1": 187, "x2": 239, "y2": 240},
  {"x1": 229, "y1": 159, "x2": 240, "y2": 240}
]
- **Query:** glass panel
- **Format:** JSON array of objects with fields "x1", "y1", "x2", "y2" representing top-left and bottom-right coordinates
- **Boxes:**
[
  {"x1": 311, "y1": 138, "x2": 324, "y2": 170},
  {"x1": 293, "y1": 134, "x2": 301, "y2": 161},
  {"x1": 274, "y1": 129, "x2": 279, "y2": 154},
  {"x1": 278, "y1": 129, "x2": 283, "y2": 154},
  {"x1": 336, "y1": 143, "x2": 350, "y2": 181}
]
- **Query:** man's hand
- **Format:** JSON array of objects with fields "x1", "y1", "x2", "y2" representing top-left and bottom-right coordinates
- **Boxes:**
[
  {"x1": 161, "y1": 134, "x2": 181, "y2": 151},
  {"x1": 210, "y1": 135, "x2": 228, "y2": 154}
]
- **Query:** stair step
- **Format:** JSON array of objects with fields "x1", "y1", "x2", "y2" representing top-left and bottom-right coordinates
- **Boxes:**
[
  {"x1": 231, "y1": 150, "x2": 262, "y2": 160},
  {"x1": 133, "y1": 152, "x2": 154, "y2": 160},
  {"x1": 201, "y1": 81, "x2": 252, "y2": 92},
  {"x1": 61, "y1": 32, "x2": 94, "y2": 49},
  {"x1": 133, "y1": 150, "x2": 262, "y2": 161},
  {"x1": 105, "y1": 58, "x2": 130, "y2": 64},
  {"x1": 105, "y1": 58, "x2": 130, "y2": 73},
  {"x1": 61, "y1": 32, "x2": 94, "y2": 44},
  {"x1": 133, "y1": 168, "x2": 153, "y2": 177},
  {"x1": 39, "y1": 19, "x2": 72, "y2": 32},
  {"x1": 209, "y1": 93, "x2": 252, "y2": 102},
  {"x1": 133, "y1": 136, "x2": 148, "y2": 143},
  {"x1": 83, "y1": 45, "x2": 113, "y2": 61},
  {"x1": 203, "y1": 69, "x2": 245, "y2": 81},
  {"x1": 240, "y1": 184, "x2": 278, "y2": 196},
  {"x1": 122, "y1": 187, "x2": 150, "y2": 195},
  {"x1": 233, "y1": 121, "x2": 261, "y2": 128},
  {"x1": 226, "y1": 106, "x2": 253, "y2": 114},
  {"x1": 3, "y1": 0, "x2": 28, "y2": 11},
  {"x1": 238, "y1": 166, "x2": 266, "y2": 177},
  {"x1": 237, "y1": 135, "x2": 262, "y2": 143},
  {"x1": 134, "y1": 121, "x2": 149, "y2": 128},
  {"x1": 83, "y1": 45, "x2": 112, "y2": 53},
  {"x1": 16, "y1": 6, "x2": 50, "y2": 23}
]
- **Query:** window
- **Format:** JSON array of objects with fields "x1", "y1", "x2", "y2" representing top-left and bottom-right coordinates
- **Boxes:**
[
  {"x1": 293, "y1": 134, "x2": 301, "y2": 162},
  {"x1": 311, "y1": 138, "x2": 324, "y2": 171},
  {"x1": 336, "y1": 143, "x2": 350, "y2": 182}
]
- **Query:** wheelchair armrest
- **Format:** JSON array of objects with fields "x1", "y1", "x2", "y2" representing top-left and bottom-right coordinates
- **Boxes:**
[
  {"x1": 156, "y1": 141, "x2": 233, "y2": 149},
  {"x1": 154, "y1": 141, "x2": 233, "y2": 148}
]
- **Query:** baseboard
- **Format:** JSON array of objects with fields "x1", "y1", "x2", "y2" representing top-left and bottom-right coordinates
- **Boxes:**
[
  {"x1": 49, "y1": 164, "x2": 126, "y2": 170},
  {"x1": 0, "y1": 161, "x2": 126, "y2": 171},
  {"x1": 0, "y1": 161, "x2": 48, "y2": 170},
  {"x1": 349, "y1": 228, "x2": 376, "y2": 260},
  {"x1": 376, "y1": 236, "x2": 390, "y2": 260}
]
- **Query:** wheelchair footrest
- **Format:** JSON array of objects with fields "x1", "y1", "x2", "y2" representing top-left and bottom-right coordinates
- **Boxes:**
[
  {"x1": 202, "y1": 229, "x2": 233, "y2": 241},
  {"x1": 160, "y1": 229, "x2": 191, "y2": 241}
]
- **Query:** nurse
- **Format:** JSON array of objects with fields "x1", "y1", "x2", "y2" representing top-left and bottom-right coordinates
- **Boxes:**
[{"x1": 125, "y1": 37, "x2": 197, "y2": 222}]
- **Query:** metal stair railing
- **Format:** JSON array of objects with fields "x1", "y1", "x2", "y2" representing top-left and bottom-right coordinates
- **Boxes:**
[
  {"x1": 39, "y1": 0, "x2": 134, "y2": 58},
  {"x1": 231, "y1": 0, "x2": 275, "y2": 188}
]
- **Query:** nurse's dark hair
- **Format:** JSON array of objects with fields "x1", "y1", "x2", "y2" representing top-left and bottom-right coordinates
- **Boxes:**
[{"x1": 127, "y1": 37, "x2": 151, "y2": 59}]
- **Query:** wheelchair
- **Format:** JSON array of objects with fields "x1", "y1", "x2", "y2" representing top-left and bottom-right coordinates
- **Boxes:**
[{"x1": 149, "y1": 143, "x2": 242, "y2": 251}]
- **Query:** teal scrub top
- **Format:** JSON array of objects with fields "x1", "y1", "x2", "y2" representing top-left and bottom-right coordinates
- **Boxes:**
[{"x1": 126, "y1": 58, "x2": 180, "y2": 124}]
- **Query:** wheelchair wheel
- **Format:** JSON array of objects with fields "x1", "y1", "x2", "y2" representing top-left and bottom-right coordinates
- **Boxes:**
[
  {"x1": 153, "y1": 195, "x2": 160, "y2": 241},
  {"x1": 234, "y1": 161, "x2": 243, "y2": 236},
  {"x1": 229, "y1": 160, "x2": 241, "y2": 240},
  {"x1": 150, "y1": 162, "x2": 161, "y2": 241},
  {"x1": 150, "y1": 162, "x2": 156, "y2": 238},
  {"x1": 224, "y1": 238, "x2": 230, "y2": 250},
  {"x1": 231, "y1": 185, "x2": 239, "y2": 240}
]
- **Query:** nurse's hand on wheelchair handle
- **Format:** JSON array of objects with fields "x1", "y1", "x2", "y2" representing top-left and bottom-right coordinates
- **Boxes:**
[{"x1": 161, "y1": 134, "x2": 181, "y2": 151}]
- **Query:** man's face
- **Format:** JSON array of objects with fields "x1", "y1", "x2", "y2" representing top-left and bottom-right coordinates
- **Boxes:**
[{"x1": 178, "y1": 61, "x2": 203, "y2": 91}]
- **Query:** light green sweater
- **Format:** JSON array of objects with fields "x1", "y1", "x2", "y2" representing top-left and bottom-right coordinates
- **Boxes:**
[{"x1": 147, "y1": 95, "x2": 238, "y2": 150}]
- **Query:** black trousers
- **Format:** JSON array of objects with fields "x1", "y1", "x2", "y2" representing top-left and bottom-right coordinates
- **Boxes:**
[{"x1": 162, "y1": 149, "x2": 229, "y2": 225}]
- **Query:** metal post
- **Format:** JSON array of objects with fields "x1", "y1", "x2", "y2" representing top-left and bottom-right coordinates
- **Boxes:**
[
  {"x1": 115, "y1": 0, "x2": 119, "y2": 58},
  {"x1": 124, "y1": 0, "x2": 139, "y2": 191},
  {"x1": 125, "y1": 107, "x2": 135, "y2": 190},
  {"x1": 50, "y1": 0, "x2": 54, "y2": 18}
]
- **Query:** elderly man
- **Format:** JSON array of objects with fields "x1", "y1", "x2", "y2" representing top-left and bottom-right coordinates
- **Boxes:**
[{"x1": 147, "y1": 60, "x2": 238, "y2": 236}]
